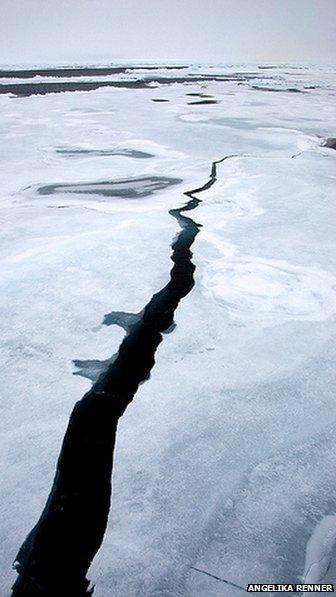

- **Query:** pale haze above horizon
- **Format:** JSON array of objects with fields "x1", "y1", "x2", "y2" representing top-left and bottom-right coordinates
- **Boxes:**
[{"x1": 1, "y1": 0, "x2": 335, "y2": 66}]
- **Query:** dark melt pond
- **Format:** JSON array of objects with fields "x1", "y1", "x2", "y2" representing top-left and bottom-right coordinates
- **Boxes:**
[
  {"x1": 56, "y1": 148, "x2": 154, "y2": 159},
  {"x1": 37, "y1": 176, "x2": 182, "y2": 198},
  {"x1": 251, "y1": 85, "x2": 303, "y2": 93},
  {"x1": 324, "y1": 138, "x2": 336, "y2": 150},
  {"x1": 188, "y1": 99, "x2": 219, "y2": 105},
  {"x1": 186, "y1": 93, "x2": 214, "y2": 98}
]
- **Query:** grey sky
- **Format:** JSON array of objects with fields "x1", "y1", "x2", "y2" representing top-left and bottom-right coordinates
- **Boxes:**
[{"x1": 1, "y1": 0, "x2": 335, "y2": 65}]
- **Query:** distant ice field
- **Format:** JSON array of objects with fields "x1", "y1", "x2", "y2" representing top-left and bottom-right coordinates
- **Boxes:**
[{"x1": 0, "y1": 63, "x2": 335, "y2": 596}]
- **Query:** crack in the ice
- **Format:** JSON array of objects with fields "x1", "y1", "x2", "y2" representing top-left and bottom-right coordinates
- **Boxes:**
[
  {"x1": 74, "y1": 311, "x2": 176, "y2": 382},
  {"x1": 11, "y1": 155, "x2": 235, "y2": 596},
  {"x1": 190, "y1": 565, "x2": 246, "y2": 592}
]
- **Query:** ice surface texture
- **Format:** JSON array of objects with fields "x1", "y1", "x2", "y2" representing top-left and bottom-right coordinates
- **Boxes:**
[{"x1": 0, "y1": 63, "x2": 335, "y2": 596}]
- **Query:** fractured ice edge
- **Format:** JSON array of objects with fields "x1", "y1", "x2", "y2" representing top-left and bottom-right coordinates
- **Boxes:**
[{"x1": 11, "y1": 157, "x2": 230, "y2": 596}]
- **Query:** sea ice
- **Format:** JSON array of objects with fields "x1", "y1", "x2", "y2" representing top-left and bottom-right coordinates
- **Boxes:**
[{"x1": 0, "y1": 63, "x2": 335, "y2": 596}]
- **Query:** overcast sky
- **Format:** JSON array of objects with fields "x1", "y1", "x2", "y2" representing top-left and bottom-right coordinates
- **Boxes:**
[{"x1": 1, "y1": 0, "x2": 335, "y2": 65}]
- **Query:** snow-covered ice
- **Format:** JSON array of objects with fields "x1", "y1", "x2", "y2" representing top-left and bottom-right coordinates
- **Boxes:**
[
  {"x1": 303, "y1": 515, "x2": 336, "y2": 594},
  {"x1": 0, "y1": 63, "x2": 335, "y2": 595}
]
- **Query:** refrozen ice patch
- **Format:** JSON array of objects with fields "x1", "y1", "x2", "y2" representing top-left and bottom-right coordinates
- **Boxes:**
[
  {"x1": 202, "y1": 257, "x2": 336, "y2": 326},
  {"x1": 35, "y1": 176, "x2": 183, "y2": 199},
  {"x1": 56, "y1": 147, "x2": 155, "y2": 159}
]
